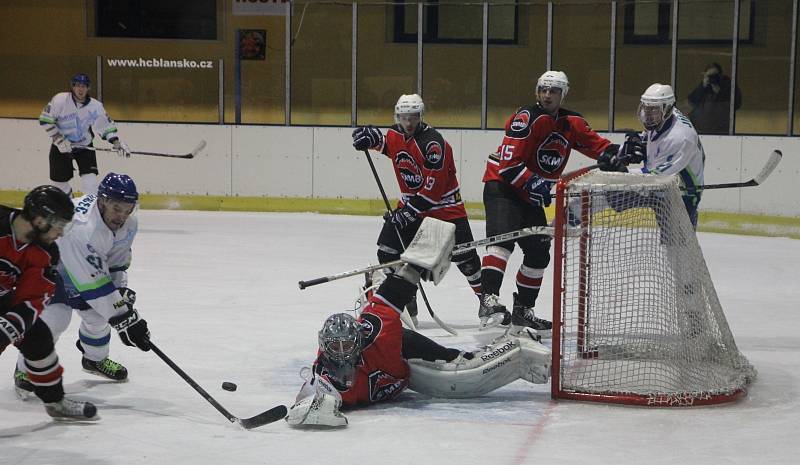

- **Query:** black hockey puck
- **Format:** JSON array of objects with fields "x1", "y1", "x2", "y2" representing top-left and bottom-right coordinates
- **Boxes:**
[{"x1": 221, "y1": 382, "x2": 237, "y2": 392}]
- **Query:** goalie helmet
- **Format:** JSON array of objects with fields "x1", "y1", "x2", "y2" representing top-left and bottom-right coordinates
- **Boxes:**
[
  {"x1": 638, "y1": 83, "x2": 675, "y2": 131},
  {"x1": 318, "y1": 313, "x2": 363, "y2": 387},
  {"x1": 394, "y1": 94, "x2": 424, "y2": 134},
  {"x1": 537, "y1": 70, "x2": 569, "y2": 100}
]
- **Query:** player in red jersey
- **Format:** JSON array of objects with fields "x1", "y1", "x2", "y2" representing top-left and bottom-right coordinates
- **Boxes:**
[
  {"x1": 1, "y1": 185, "x2": 97, "y2": 420},
  {"x1": 286, "y1": 218, "x2": 551, "y2": 428},
  {"x1": 352, "y1": 94, "x2": 483, "y2": 323},
  {"x1": 479, "y1": 71, "x2": 620, "y2": 334}
]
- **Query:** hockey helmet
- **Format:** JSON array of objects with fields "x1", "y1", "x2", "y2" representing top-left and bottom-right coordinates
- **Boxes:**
[
  {"x1": 318, "y1": 313, "x2": 363, "y2": 387},
  {"x1": 537, "y1": 70, "x2": 569, "y2": 100},
  {"x1": 638, "y1": 83, "x2": 675, "y2": 131},
  {"x1": 98, "y1": 172, "x2": 139, "y2": 203},
  {"x1": 22, "y1": 185, "x2": 74, "y2": 234},
  {"x1": 394, "y1": 94, "x2": 424, "y2": 134},
  {"x1": 70, "y1": 73, "x2": 91, "y2": 87}
]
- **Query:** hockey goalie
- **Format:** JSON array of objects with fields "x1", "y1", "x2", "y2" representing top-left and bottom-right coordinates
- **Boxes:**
[{"x1": 287, "y1": 218, "x2": 551, "y2": 428}]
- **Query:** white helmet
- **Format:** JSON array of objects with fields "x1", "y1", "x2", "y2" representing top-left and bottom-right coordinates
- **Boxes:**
[
  {"x1": 537, "y1": 70, "x2": 569, "y2": 99},
  {"x1": 394, "y1": 93, "x2": 424, "y2": 132},
  {"x1": 638, "y1": 83, "x2": 675, "y2": 130}
]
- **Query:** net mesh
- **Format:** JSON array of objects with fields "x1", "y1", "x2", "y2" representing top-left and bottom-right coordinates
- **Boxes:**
[{"x1": 556, "y1": 171, "x2": 756, "y2": 406}]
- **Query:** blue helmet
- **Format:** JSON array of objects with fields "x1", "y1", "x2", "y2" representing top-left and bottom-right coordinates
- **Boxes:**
[
  {"x1": 70, "y1": 73, "x2": 91, "y2": 87},
  {"x1": 98, "y1": 173, "x2": 138, "y2": 203}
]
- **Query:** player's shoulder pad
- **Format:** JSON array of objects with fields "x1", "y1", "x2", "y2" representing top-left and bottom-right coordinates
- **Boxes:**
[
  {"x1": 359, "y1": 312, "x2": 383, "y2": 349},
  {"x1": 414, "y1": 124, "x2": 447, "y2": 170},
  {"x1": 506, "y1": 104, "x2": 547, "y2": 139}
]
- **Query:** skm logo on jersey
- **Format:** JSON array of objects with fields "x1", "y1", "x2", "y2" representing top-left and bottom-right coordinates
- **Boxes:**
[
  {"x1": 0, "y1": 258, "x2": 21, "y2": 297},
  {"x1": 395, "y1": 152, "x2": 423, "y2": 190},
  {"x1": 368, "y1": 370, "x2": 404, "y2": 402},
  {"x1": 509, "y1": 110, "x2": 532, "y2": 138},
  {"x1": 536, "y1": 133, "x2": 570, "y2": 174},
  {"x1": 424, "y1": 141, "x2": 444, "y2": 170}
]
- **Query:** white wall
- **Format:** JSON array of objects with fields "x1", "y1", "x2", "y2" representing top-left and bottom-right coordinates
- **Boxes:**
[{"x1": 1, "y1": 118, "x2": 797, "y2": 216}]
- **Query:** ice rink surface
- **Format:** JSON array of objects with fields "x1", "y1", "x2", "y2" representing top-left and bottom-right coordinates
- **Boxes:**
[{"x1": 1, "y1": 210, "x2": 798, "y2": 465}]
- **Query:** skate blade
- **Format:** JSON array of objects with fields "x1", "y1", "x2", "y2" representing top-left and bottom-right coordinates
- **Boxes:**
[
  {"x1": 509, "y1": 324, "x2": 552, "y2": 339},
  {"x1": 50, "y1": 414, "x2": 101, "y2": 422},
  {"x1": 82, "y1": 368, "x2": 129, "y2": 383},
  {"x1": 15, "y1": 386, "x2": 36, "y2": 401},
  {"x1": 478, "y1": 314, "x2": 508, "y2": 330}
]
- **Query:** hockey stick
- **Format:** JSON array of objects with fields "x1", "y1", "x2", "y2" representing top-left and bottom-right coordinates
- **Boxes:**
[
  {"x1": 74, "y1": 140, "x2": 206, "y2": 159},
  {"x1": 149, "y1": 341, "x2": 287, "y2": 429},
  {"x1": 696, "y1": 150, "x2": 782, "y2": 190},
  {"x1": 361, "y1": 149, "x2": 458, "y2": 336},
  {"x1": 298, "y1": 225, "x2": 564, "y2": 288}
]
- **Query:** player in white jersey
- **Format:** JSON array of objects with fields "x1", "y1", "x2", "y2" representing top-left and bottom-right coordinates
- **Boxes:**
[
  {"x1": 14, "y1": 173, "x2": 150, "y2": 394},
  {"x1": 598, "y1": 83, "x2": 705, "y2": 228},
  {"x1": 39, "y1": 73, "x2": 131, "y2": 197}
]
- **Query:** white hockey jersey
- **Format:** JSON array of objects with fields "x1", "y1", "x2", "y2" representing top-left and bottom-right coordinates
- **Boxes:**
[
  {"x1": 39, "y1": 92, "x2": 118, "y2": 147},
  {"x1": 56, "y1": 194, "x2": 138, "y2": 320},
  {"x1": 630, "y1": 108, "x2": 705, "y2": 196}
]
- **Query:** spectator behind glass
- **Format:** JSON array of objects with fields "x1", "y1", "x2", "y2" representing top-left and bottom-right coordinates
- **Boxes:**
[{"x1": 687, "y1": 62, "x2": 742, "y2": 134}]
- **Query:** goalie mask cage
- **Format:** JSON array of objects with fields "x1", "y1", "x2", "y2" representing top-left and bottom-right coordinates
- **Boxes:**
[{"x1": 551, "y1": 169, "x2": 756, "y2": 406}]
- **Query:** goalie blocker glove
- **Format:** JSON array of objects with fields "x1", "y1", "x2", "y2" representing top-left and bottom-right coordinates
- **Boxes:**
[
  {"x1": 109, "y1": 307, "x2": 150, "y2": 351},
  {"x1": 399, "y1": 217, "x2": 456, "y2": 285}
]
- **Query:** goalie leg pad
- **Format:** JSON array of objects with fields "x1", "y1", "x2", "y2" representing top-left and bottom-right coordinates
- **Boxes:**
[
  {"x1": 407, "y1": 332, "x2": 552, "y2": 398},
  {"x1": 408, "y1": 338, "x2": 521, "y2": 398}
]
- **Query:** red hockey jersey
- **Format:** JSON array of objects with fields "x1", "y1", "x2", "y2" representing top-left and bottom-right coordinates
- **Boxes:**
[
  {"x1": 380, "y1": 123, "x2": 467, "y2": 221},
  {"x1": 482, "y1": 105, "x2": 611, "y2": 198},
  {"x1": 314, "y1": 292, "x2": 409, "y2": 407},
  {"x1": 0, "y1": 207, "x2": 58, "y2": 322}
]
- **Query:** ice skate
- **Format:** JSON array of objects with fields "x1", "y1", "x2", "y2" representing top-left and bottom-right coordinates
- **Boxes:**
[
  {"x1": 478, "y1": 293, "x2": 511, "y2": 329},
  {"x1": 510, "y1": 293, "x2": 552, "y2": 338},
  {"x1": 82, "y1": 357, "x2": 128, "y2": 381},
  {"x1": 14, "y1": 368, "x2": 35, "y2": 400},
  {"x1": 44, "y1": 397, "x2": 98, "y2": 421}
]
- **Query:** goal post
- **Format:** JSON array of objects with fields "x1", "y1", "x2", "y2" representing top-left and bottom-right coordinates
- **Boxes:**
[{"x1": 551, "y1": 169, "x2": 756, "y2": 406}]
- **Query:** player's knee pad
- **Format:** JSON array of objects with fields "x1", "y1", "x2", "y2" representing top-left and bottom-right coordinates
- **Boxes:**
[
  {"x1": 520, "y1": 236, "x2": 552, "y2": 269},
  {"x1": 17, "y1": 319, "x2": 55, "y2": 360}
]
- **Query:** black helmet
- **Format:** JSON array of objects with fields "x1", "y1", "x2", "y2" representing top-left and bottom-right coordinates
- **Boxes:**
[{"x1": 23, "y1": 185, "x2": 74, "y2": 223}]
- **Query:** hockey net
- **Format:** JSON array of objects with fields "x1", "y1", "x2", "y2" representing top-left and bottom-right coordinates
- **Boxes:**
[{"x1": 551, "y1": 169, "x2": 756, "y2": 406}]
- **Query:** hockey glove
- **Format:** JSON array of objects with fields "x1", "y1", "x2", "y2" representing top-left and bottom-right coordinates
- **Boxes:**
[
  {"x1": 52, "y1": 134, "x2": 72, "y2": 154},
  {"x1": 0, "y1": 315, "x2": 23, "y2": 348},
  {"x1": 286, "y1": 376, "x2": 348, "y2": 428},
  {"x1": 400, "y1": 217, "x2": 456, "y2": 285},
  {"x1": 522, "y1": 175, "x2": 554, "y2": 207},
  {"x1": 621, "y1": 133, "x2": 646, "y2": 164},
  {"x1": 597, "y1": 146, "x2": 628, "y2": 173},
  {"x1": 352, "y1": 125, "x2": 383, "y2": 151},
  {"x1": 111, "y1": 138, "x2": 131, "y2": 158},
  {"x1": 109, "y1": 308, "x2": 151, "y2": 352},
  {"x1": 385, "y1": 205, "x2": 418, "y2": 230}
]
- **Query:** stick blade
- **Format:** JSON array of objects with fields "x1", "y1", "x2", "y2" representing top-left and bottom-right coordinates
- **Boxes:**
[
  {"x1": 190, "y1": 140, "x2": 207, "y2": 158},
  {"x1": 753, "y1": 150, "x2": 782, "y2": 185},
  {"x1": 237, "y1": 405, "x2": 288, "y2": 430}
]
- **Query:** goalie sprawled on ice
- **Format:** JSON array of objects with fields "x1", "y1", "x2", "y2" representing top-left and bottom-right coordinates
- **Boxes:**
[{"x1": 287, "y1": 218, "x2": 551, "y2": 428}]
